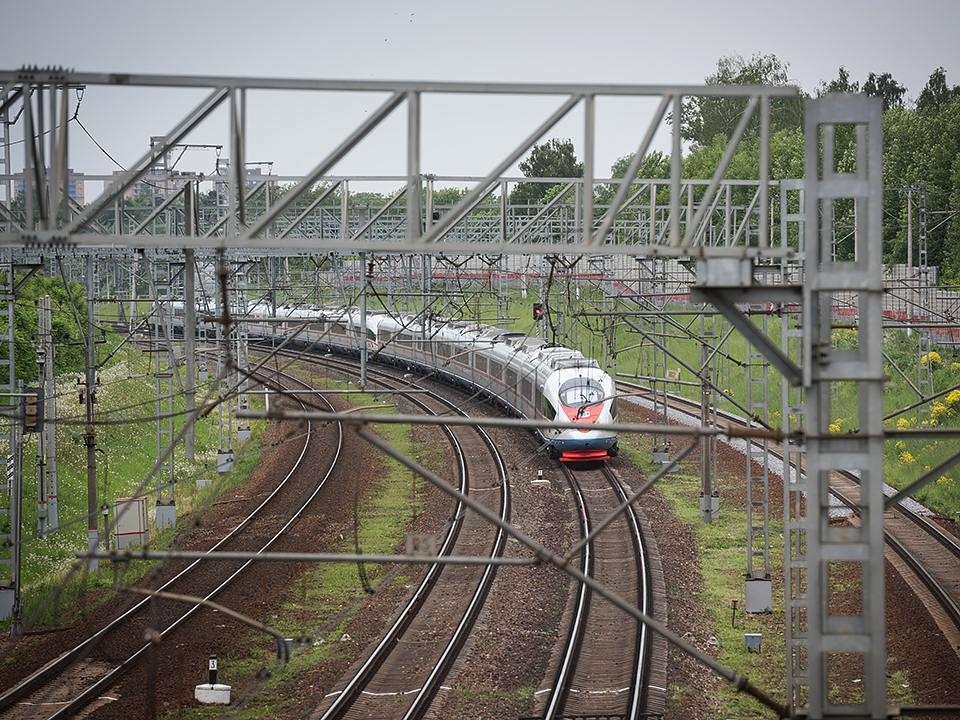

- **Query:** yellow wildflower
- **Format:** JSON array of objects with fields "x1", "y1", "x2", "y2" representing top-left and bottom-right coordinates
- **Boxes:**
[
  {"x1": 898, "y1": 451, "x2": 916, "y2": 465},
  {"x1": 930, "y1": 402, "x2": 950, "y2": 426},
  {"x1": 828, "y1": 421, "x2": 842, "y2": 434},
  {"x1": 920, "y1": 351, "x2": 942, "y2": 366}
]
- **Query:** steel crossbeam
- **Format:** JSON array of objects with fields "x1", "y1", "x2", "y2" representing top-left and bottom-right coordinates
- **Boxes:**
[{"x1": 0, "y1": 69, "x2": 798, "y2": 259}]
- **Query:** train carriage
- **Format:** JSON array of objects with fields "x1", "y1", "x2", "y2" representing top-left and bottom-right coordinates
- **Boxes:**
[{"x1": 167, "y1": 301, "x2": 619, "y2": 463}]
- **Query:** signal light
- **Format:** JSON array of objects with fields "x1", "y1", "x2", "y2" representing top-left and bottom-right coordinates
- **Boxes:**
[
  {"x1": 533, "y1": 303, "x2": 545, "y2": 322},
  {"x1": 23, "y1": 387, "x2": 43, "y2": 433}
]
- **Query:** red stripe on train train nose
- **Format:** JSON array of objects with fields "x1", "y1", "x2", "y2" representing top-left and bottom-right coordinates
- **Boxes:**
[
  {"x1": 559, "y1": 450, "x2": 609, "y2": 462},
  {"x1": 560, "y1": 404, "x2": 602, "y2": 424}
]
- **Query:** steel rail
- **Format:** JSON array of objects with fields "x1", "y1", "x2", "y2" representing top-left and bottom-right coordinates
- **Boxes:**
[
  {"x1": 541, "y1": 465, "x2": 592, "y2": 720},
  {"x1": 544, "y1": 465, "x2": 650, "y2": 720},
  {"x1": 0, "y1": 368, "x2": 328, "y2": 716},
  {"x1": 271, "y1": 350, "x2": 512, "y2": 720},
  {"x1": 308, "y1": 357, "x2": 472, "y2": 720},
  {"x1": 400, "y1": 401, "x2": 510, "y2": 720},
  {"x1": 604, "y1": 465, "x2": 652, "y2": 720},
  {"x1": 45, "y1": 366, "x2": 333, "y2": 719}
]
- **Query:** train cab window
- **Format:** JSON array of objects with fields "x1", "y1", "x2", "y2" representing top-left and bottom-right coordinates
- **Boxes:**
[
  {"x1": 489, "y1": 359, "x2": 502, "y2": 378},
  {"x1": 475, "y1": 354, "x2": 488, "y2": 373},
  {"x1": 541, "y1": 393, "x2": 557, "y2": 420},
  {"x1": 557, "y1": 377, "x2": 605, "y2": 408}
]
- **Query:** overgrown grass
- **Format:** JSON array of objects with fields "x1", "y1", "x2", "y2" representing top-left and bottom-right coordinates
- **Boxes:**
[{"x1": 6, "y1": 344, "x2": 267, "y2": 631}]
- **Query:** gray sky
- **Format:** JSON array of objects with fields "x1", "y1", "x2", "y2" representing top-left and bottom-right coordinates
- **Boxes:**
[{"x1": 3, "y1": 0, "x2": 958, "y2": 190}]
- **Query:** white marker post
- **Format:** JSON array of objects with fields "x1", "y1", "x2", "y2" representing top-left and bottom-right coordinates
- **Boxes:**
[{"x1": 195, "y1": 655, "x2": 231, "y2": 705}]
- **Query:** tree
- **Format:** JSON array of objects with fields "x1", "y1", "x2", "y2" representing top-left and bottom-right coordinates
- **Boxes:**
[
  {"x1": 595, "y1": 150, "x2": 671, "y2": 207},
  {"x1": 0, "y1": 272, "x2": 87, "y2": 383},
  {"x1": 862, "y1": 72, "x2": 906, "y2": 111},
  {"x1": 817, "y1": 66, "x2": 860, "y2": 96},
  {"x1": 509, "y1": 138, "x2": 583, "y2": 206},
  {"x1": 681, "y1": 53, "x2": 804, "y2": 147},
  {"x1": 917, "y1": 67, "x2": 960, "y2": 114}
]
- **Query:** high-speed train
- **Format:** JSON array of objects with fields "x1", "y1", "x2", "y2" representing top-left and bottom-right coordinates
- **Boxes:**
[{"x1": 168, "y1": 302, "x2": 619, "y2": 462}]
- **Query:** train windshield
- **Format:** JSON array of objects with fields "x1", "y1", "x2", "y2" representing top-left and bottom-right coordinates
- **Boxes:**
[{"x1": 557, "y1": 377, "x2": 605, "y2": 408}]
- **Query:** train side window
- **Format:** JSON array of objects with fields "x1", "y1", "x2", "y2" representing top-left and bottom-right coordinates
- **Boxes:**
[
  {"x1": 505, "y1": 369, "x2": 518, "y2": 389},
  {"x1": 475, "y1": 354, "x2": 488, "y2": 373},
  {"x1": 489, "y1": 359, "x2": 502, "y2": 378},
  {"x1": 521, "y1": 378, "x2": 533, "y2": 401}
]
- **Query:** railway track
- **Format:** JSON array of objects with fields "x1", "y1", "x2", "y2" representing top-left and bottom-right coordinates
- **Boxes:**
[
  {"x1": 621, "y1": 381, "x2": 960, "y2": 652},
  {"x1": 539, "y1": 464, "x2": 652, "y2": 720},
  {"x1": 263, "y1": 350, "x2": 510, "y2": 720},
  {"x1": 0, "y1": 368, "x2": 341, "y2": 719}
]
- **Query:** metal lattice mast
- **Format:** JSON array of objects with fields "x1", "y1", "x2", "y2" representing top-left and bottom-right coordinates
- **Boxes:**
[
  {"x1": 153, "y1": 257, "x2": 176, "y2": 528},
  {"x1": 36, "y1": 295, "x2": 58, "y2": 533},
  {"x1": 235, "y1": 263, "x2": 250, "y2": 440},
  {"x1": 744, "y1": 310, "x2": 772, "y2": 611},
  {"x1": 803, "y1": 96, "x2": 886, "y2": 719},
  {"x1": 779, "y1": 179, "x2": 808, "y2": 709},
  {"x1": 0, "y1": 88, "x2": 10, "y2": 207},
  {"x1": 699, "y1": 309, "x2": 719, "y2": 521},
  {"x1": 83, "y1": 253, "x2": 99, "y2": 571},
  {"x1": 215, "y1": 254, "x2": 233, "y2": 474},
  {"x1": 0, "y1": 259, "x2": 19, "y2": 623},
  {"x1": 651, "y1": 258, "x2": 670, "y2": 464},
  {"x1": 916, "y1": 187, "x2": 933, "y2": 422}
]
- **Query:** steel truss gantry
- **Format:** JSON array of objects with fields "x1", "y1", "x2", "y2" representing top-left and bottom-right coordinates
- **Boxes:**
[{"x1": 0, "y1": 69, "x2": 796, "y2": 259}]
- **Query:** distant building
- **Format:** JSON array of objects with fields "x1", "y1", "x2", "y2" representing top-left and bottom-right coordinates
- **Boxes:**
[
  {"x1": 111, "y1": 168, "x2": 194, "y2": 200},
  {"x1": 213, "y1": 160, "x2": 270, "y2": 201},
  {"x1": 14, "y1": 167, "x2": 85, "y2": 204}
]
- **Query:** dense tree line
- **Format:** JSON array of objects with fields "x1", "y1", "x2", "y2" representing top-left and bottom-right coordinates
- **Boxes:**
[
  {"x1": 516, "y1": 55, "x2": 960, "y2": 281},
  {"x1": 1, "y1": 272, "x2": 87, "y2": 382}
]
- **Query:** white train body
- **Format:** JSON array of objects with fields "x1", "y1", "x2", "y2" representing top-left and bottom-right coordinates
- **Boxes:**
[{"x1": 171, "y1": 302, "x2": 619, "y2": 462}]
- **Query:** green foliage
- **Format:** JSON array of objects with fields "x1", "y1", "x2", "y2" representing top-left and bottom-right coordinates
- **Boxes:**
[
  {"x1": 510, "y1": 138, "x2": 583, "y2": 206},
  {"x1": 680, "y1": 53, "x2": 804, "y2": 148},
  {"x1": 862, "y1": 72, "x2": 907, "y2": 111},
  {"x1": 1, "y1": 271, "x2": 86, "y2": 383},
  {"x1": 595, "y1": 150, "x2": 671, "y2": 206},
  {"x1": 917, "y1": 67, "x2": 960, "y2": 114}
]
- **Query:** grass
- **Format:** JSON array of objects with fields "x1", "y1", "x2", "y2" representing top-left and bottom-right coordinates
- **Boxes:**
[
  {"x1": 620, "y1": 434, "x2": 787, "y2": 718},
  {"x1": 620, "y1": 429, "x2": 918, "y2": 717}
]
